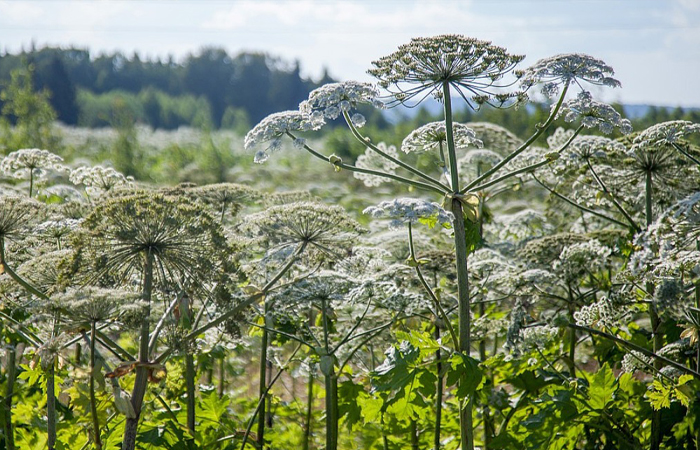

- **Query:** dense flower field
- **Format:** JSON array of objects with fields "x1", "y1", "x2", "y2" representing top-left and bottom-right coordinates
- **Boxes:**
[{"x1": 2, "y1": 34, "x2": 700, "y2": 450}]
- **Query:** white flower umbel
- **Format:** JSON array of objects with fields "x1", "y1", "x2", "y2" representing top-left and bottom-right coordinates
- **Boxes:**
[
  {"x1": 554, "y1": 239, "x2": 612, "y2": 282},
  {"x1": 519, "y1": 325, "x2": 559, "y2": 351},
  {"x1": 632, "y1": 120, "x2": 700, "y2": 148},
  {"x1": 299, "y1": 81, "x2": 382, "y2": 125},
  {"x1": 363, "y1": 197, "x2": 454, "y2": 230},
  {"x1": 354, "y1": 142, "x2": 400, "y2": 187},
  {"x1": 0, "y1": 148, "x2": 67, "y2": 196},
  {"x1": 518, "y1": 53, "x2": 621, "y2": 97},
  {"x1": 556, "y1": 91, "x2": 632, "y2": 135},
  {"x1": 244, "y1": 111, "x2": 322, "y2": 163},
  {"x1": 401, "y1": 121, "x2": 482, "y2": 153},
  {"x1": 69, "y1": 165, "x2": 134, "y2": 197},
  {"x1": 621, "y1": 350, "x2": 653, "y2": 374}
]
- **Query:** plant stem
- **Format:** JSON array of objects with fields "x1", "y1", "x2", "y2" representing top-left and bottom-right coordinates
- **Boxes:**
[
  {"x1": 321, "y1": 298, "x2": 338, "y2": 450},
  {"x1": 257, "y1": 304, "x2": 270, "y2": 450},
  {"x1": 434, "y1": 324, "x2": 443, "y2": 450},
  {"x1": 645, "y1": 170, "x2": 662, "y2": 450},
  {"x1": 122, "y1": 250, "x2": 154, "y2": 450},
  {"x1": 443, "y1": 81, "x2": 474, "y2": 450},
  {"x1": 218, "y1": 355, "x2": 225, "y2": 398},
  {"x1": 89, "y1": 322, "x2": 103, "y2": 450},
  {"x1": 185, "y1": 353, "x2": 196, "y2": 435},
  {"x1": 410, "y1": 419, "x2": 419, "y2": 450},
  {"x1": 3, "y1": 347, "x2": 16, "y2": 450},
  {"x1": 586, "y1": 160, "x2": 640, "y2": 232},
  {"x1": 303, "y1": 372, "x2": 314, "y2": 450}
]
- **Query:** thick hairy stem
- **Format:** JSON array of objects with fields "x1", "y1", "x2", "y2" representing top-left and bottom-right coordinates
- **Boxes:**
[
  {"x1": 443, "y1": 82, "x2": 473, "y2": 450},
  {"x1": 410, "y1": 419, "x2": 419, "y2": 450},
  {"x1": 324, "y1": 371, "x2": 338, "y2": 450},
  {"x1": 302, "y1": 373, "x2": 314, "y2": 450},
  {"x1": 434, "y1": 324, "x2": 443, "y2": 450},
  {"x1": 122, "y1": 251, "x2": 154, "y2": 450},
  {"x1": 479, "y1": 302, "x2": 493, "y2": 450},
  {"x1": 218, "y1": 356, "x2": 225, "y2": 398},
  {"x1": 89, "y1": 322, "x2": 103, "y2": 450},
  {"x1": 567, "y1": 289, "x2": 577, "y2": 378},
  {"x1": 646, "y1": 171, "x2": 663, "y2": 450},
  {"x1": 3, "y1": 347, "x2": 16, "y2": 450},
  {"x1": 185, "y1": 353, "x2": 196, "y2": 435},
  {"x1": 257, "y1": 306, "x2": 270, "y2": 449}
]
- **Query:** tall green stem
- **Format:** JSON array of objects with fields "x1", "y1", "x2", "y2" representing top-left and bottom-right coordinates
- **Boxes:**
[
  {"x1": 302, "y1": 372, "x2": 314, "y2": 450},
  {"x1": 443, "y1": 81, "x2": 473, "y2": 450},
  {"x1": 645, "y1": 170, "x2": 662, "y2": 450},
  {"x1": 185, "y1": 353, "x2": 196, "y2": 435},
  {"x1": 3, "y1": 347, "x2": 16, "y2": 450},
  {"x1": 434, "y1": 324, "x2": 443, "y2": 450},
  {"x1": 218, "y1": 355, "x2": 225, "y2": 398},
  {"x1": 89, "y1": 322, "x2": 103, "y2": 450},
  {"x1": 122, "y1": 250, "x2": 154, "y2": 450},
  {"x1": 257, "y1": 305, "x2": 270, "y2": 450},
  {"x1": 321, "y1": 298, "x2": 338, "y2": 450}
]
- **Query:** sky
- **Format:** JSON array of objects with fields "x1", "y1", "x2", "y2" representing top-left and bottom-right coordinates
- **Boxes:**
[{"x1": 0, "y1": 0, "x2": 699, "y2": 108}]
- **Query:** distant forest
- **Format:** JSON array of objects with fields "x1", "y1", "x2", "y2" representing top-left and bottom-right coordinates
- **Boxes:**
[
  {"x1": 0, "y1": 46, "x2": 338, "y2": 130},
  {"x1": 0, "y1": 46, "x2": 698, "y2": 134}
]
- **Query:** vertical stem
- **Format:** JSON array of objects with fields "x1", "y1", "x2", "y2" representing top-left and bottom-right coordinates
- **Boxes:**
[
  {"x1": 74, "y1": 343, "x2": 82, "y2": 364},
  {"x1": 645, "y1": 171, "x2": 662, "y2": 450},
  {"x1": 218, "y1": 355, "x2": 225, "y2": 398},
  {"x1": 29, "y1": 170, "x2": 34, "y2": 198},
  {"x1": 257, "y1": 312, "x2": 269, "y2": 450},
  {"x1": 122, "y1": 250, "x2": 154, "y2": 450},
  {"x1": 47, "y1": 315, "x2": 59, "y2": 450},
  {"x1": 434, "y1": 324, "x2": 443, "y2": 450},
  {"x1": 185, "y1": 353, "x2": 196, "y2": 435},
  {"x1": 303, "y1": 373, "x2": 314, "y2": 450},
  {"x1": 321, "y1": 298, "x2": 338, "y2": 450},
  {"x1": 567, "y1": 287, "x2": 576, "y2": 378},
  {"x1": 443, "y1": 81, "x2": 474, "y2": 450},
  {"x1": 410, "y1": 419, "x2": 419, "y2": 450},
  {"x1": 3, "y1": 347, "x2": 16, "y2": 450},
  {"x1": 89, "y1": 322, "x2": 103, "y2": 450}
]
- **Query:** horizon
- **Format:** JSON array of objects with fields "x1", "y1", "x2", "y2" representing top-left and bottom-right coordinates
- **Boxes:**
[{"x1": 1, "y1": 0, "x2": 699, "y2": 108}]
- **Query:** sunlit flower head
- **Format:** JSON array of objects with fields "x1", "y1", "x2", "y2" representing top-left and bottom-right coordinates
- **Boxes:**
[
  {"x1": 518, "y1": 53, "x2": 621, "y2": 97},
  {"x1": 556, "y1": 91, "x2": 632, "y2": 135},
  {"x1": 632, "y1": 120, "x2": 700, "y2": 148},
  {"x1": 69, "y1": 165, "x2": 134, "y2": 197},
  {"x1": 239, "y1": 201, "x2": 366, "y2": 262},
  {"x1": 354, "y1": 142, "x2": 400, "y2": 187},
  {"x1": 0, "y1": 196, "x2": 43, "y2": 242},
  {"x1": 52, "y1": 286, "x2": 143, "y2": 326},
  {"x1": 401, "y1": 121, "x2": 482, "y2": 153},
  {"x1": 363, "y1": 197, "x2": 454, "y2": 230},
  {"x1": 0, "y1": 148, "x2": 66, "y2": 181},
  {"x1": 244, "y1": 111, "x2": 322, "y2": 163},
  {"x1": 299, "y1": 81, "x2": 383, "y2": 125},
  {"x1": 368, "y1": 34, "x2": 525, "y2": 108},
  {"x1": 468, "y1": 122, "x2": 522, "y2": 154}
]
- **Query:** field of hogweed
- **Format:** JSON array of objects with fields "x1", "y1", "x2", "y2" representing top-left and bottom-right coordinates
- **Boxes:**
[{"x1": 2, "y1": 34, "x2": 700, "y2": 450}]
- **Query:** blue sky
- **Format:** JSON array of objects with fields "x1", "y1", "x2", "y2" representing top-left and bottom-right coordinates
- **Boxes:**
[{"x1": 1, "y1": 0, "x2": 698, "y2": 107}]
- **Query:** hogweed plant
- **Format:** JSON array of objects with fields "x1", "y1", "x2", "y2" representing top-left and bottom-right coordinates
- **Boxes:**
[{"x1": 246, "y1": 34, "x2": 636, "y2": 450}]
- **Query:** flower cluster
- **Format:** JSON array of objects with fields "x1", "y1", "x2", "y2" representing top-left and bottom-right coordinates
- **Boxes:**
[
  {"x1": 363, "y1": 198, "x2": 454, "y2": 230},
  {"x1": 632, "y1": 120, "x2": 700, "y2": 148},
  {"x1": 69, "y1": 165, "x2": 134, "y2": 197},
  {"x1": 519, "y1": 325, "x2": 559, "y2": 350},
  {"x1": 400, "y1": 121, "x2": 482, "y2": 153},
  {"x1": 244, "y1": 111, "x2": 322, "y2": 163},
  {"x1": 469, "y1": 122, "x2": 523, "y2": 154},
  {"x1": 573, "y1": 295, "x2": 630, "y2": 329},
  {"x1": 553, "y1": 239, "x2": 612, "y2": 282},
  {"x1": 0, "y1": 148, "x2": 66, "y2": 181},
  {"x1": 368, "y1": 34, "x2": 525, "y2": 108},
  {"x1": 518, "y1": 53, "x2": 621, "y2": 97},
  {"x1": 353, "y1": 142, "x2": 400, "y2": 187},
  {"x1": 621, "y1": 351, "x2": 653, "y2": 374},
  {"x1": 556, "y1": 91, "x2": 632, "y2": 135},
  {"x1": 299, "y1": 81, "x2": 382, "y2": 124}
]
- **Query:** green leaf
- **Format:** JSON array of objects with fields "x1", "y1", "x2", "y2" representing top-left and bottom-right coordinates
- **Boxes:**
[
  {"x1": 588, "y1": 363, "x2": 617, "y2": 410},
  {"x1": 446, "y1": 352, "x2": 482, "y2": 400},
  {"x1": 373, "y1": 341, "x2": 421, "y2": 393}
]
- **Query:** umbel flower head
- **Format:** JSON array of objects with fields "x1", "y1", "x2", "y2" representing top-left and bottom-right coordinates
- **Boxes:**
[
  {"x1": 52, "y1": 287, "x2": 144, "y2": 328},
  {"x1": 238, "y1": 201, "x2": 366, "y2": 262},
  {"x1": 557, "y1": 91, "x2": 632, "y2": 135},
  {"x1": 299, "y1": 81, "x2": 383, "y2": 125},
  {"x1": 363, "y1": 198, "x2": 454, "y2": 230},
  {"x1": 69, "y1": 165, "x2": 134, "y2": 197},
  {"x1": 0, "y1": 148, "x2": 66, "y2": 181},
  {"x1": 631, "y1": 120, "x2": 700, "y2": 148},
  {"x1": 244, "y1": 111, "x2": 322, "y2": 163},
  {"x1": 70, "y1": 193, "x2": 230, "y2": 287},
  {"x1": 0, "y1": 196, "x2": 43, "y2": 242},
  {"x1": 368, "y1": 34, "x2": 525, "y2": 108},
  {"x1": 354, "y1": 142, "x2": 400, "y2": 187},
  {"x1": 518, "y1": 53, "x2": 621, "y2": 97},
  {"x1": 401, "y1": 121, "x2": 482, "y2": 153}
]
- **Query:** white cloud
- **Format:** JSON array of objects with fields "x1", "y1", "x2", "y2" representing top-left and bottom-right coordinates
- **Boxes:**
[{"x1": 0, "y1": 1, "x2": 44, "y2": 22}]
